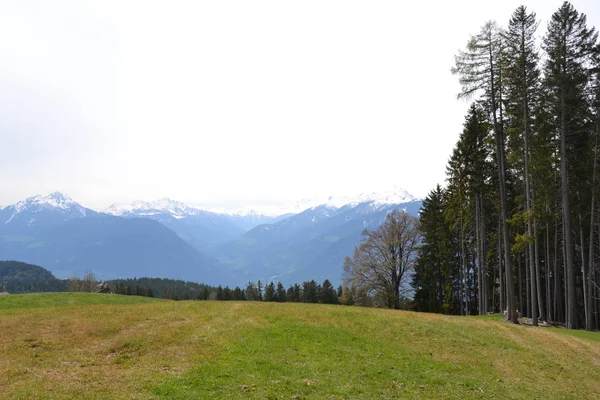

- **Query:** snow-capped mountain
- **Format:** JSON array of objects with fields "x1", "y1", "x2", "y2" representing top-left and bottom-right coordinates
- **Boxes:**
[
  {"x1": 210, "y1": 186, "x2": 417, "y2": 217},
  {"x1": 105, "y1": 198, "x2": 253, "y2": 251},
  {"x1": 105, "y1": 198, "x2": 291, "y2": 243},
  {"x1": 0, "y1": 188, "x2": 422, "y2": 287},
  {"x1": 330, "y1": 186, "x2": 416, "y2": 208},
  {"x1": 211, "y1": 191, "x2": 423, "y2": 286},
  {"x1": 0, "y1": 192, "x2": 227, "y2": 285},
  {"x1": 0, "y1": 192, "x2": 93, "y2": 227},
  {"x1": 105, "y1": 198, "x2": 203, "y2": 219}
]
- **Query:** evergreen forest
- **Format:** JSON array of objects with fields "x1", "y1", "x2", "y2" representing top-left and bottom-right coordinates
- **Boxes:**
[{"x1": 413, "y1": 2, "x2": 600, "y2": 331}]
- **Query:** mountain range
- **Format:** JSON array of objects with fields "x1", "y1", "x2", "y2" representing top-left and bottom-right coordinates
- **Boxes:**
[{"x1": 0, "y1": 190, "x2": 422, "y2": 286}]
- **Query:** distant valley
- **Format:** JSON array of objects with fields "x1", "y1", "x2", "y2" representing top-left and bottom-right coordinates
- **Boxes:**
[{"x1": 0, "y1": 190, "x2": 421, "y2": 286}]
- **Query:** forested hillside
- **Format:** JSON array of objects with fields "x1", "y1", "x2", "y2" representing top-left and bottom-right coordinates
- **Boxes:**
[
  {"x1": 0, "y1": 261, "x2": 67, "y2": 293},
  {"x1": 413, "y1": 2, "x2": 599, "y2": 331}
]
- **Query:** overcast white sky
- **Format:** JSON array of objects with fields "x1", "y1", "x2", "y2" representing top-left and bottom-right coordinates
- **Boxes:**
[{"x1": 1, "y1": 0, "x2": 599, "y2": 211}]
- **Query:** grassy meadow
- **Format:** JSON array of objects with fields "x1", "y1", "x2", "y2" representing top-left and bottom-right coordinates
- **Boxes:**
[{"x1": 1, "y1": 293, "x2": 599, "y2": 399}]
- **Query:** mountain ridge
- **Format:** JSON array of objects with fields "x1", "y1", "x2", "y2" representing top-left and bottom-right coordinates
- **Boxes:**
[{"x1": 1, "y1": 189, "x2": 422, "y2": 286}]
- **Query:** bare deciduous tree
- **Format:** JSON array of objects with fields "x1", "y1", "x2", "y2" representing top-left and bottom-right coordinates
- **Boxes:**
[{"x1": 343, "y1": 210, "x2": 421, "y2": 309}]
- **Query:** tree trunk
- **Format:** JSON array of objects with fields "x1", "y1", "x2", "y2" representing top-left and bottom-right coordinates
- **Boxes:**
[
  {"x1": 481, "y1": 195, "x2": 488, "y2": 313},
  {"x1": 523, "y1": 254, "x2": 533, "y2": 319},
  {"x1": 560, "y1": 91, "x2": 577, "y2": 329},
  {"x1": 546, "y1": 219, "x2": 553, "y2": 322},
  {"x1": 534, "y1": 219, "x2": 545, "y2": 321},
  {"x1": 518, "y1": 253, "x2": 523, "y2": 315},
  {"x1": 498, "y1": 217, "x2": 505, "y2": 313},
  {"x1": 476, "y1": 194, "x2": 483, "y2": 314},
  {"x1": 487, "y1": 37, "x2": 516, "y2": 323},
  {"x1": 587, "y1": 133, "x2": 597, "y2": 330},
  {"x1": 524, "y1": 94, "x2": 537, "y2": 325},
  {"x1": 554, "y1": 217, "x2": 563, "y2": 322},
  {"x1": 460, "y1": 220, "x2": 466, "y2": 316},
  {"x1": 580, "y1": 214, "x2": 588, "y2": 329}
]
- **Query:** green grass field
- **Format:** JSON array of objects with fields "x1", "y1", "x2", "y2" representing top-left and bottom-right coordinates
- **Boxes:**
[{"x1": 1, "y1": 293, "x2": 598, "y2": 399}]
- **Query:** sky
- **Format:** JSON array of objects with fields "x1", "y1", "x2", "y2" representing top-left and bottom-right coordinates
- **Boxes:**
[{"x1": 1, "y1": 0, "x2": 599, "y2": 211}]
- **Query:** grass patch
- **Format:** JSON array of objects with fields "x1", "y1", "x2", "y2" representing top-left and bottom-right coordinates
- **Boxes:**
[
  {"x1": 0, "y1": 292, "x2": 160, "y2": 311},
  {"x1": 1, "y1": 294, "x2": 599, "y2": 399}
]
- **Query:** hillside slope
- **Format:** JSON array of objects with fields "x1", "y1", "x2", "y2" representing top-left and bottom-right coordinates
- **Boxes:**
[
  {"x1": 0, "y1": 260, "x2": 66, "y2": 293},
  {"x1": 1, "y1": 293, "x2": 598, "y2": 399}
]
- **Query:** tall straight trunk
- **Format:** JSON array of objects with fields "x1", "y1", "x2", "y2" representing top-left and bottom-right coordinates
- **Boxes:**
[
  {"x1": 563, "y1": 217, "x2": 570, "y2": 324},
  {"x1": 518, "y1": 253, "x2": 524, "y2": 314},
  {"x1": 587, "y1": 133, "x2": 598, "y2": 331},
  {"x1": 479, "y1": 193, "x2": 490, "y2": 313},
  {"x1": 524, "y1": 95, "x2": 537, "y2": 325},
  {"x1": 460, "y1": 221, "x2": 466, "y2": 316},
  {"x1": 596, "y1": 267, "x2": 600, "y2": 329},
  {"x1": 488, "y1": 41, "x2": 516, "y2": 323},
  {"x1": 554, "y1": 218, "x2": 563, "y2": 322},
  {"x1": 580, "y1": 214, "x2": 588, "y2": 329},
  {"x1": 525, "y1": 253, "x2": 531, "y2": 316},
  {"x1": 546, "y1": 219, "x2": 553, "y2": 322},
  {"x1": 476, "y1": 194, "x2": 483, "y2": 314},
  {"x1": 481, "y1": 194, "x2": 488, "y2": 313},
  {"x1": 499, "y1": 123, "x2": 517, "y2": 323},
  {"x1": 498, "y1": 217, "x2": 505, "y2": 312},
  {"x1": 597, "y1": 218, "x2": 600, "y2": 329},
  {"x1": 534, "y1": 219, "x2": 545, "y2": 320},
  {"x1": 560, "y1": 91, "x2": 577, "y2": 329}
]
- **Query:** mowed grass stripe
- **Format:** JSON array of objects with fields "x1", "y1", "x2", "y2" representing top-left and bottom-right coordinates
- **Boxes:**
[{"x1": 1, "y1": 293, "x2": 599, "y2": 399}]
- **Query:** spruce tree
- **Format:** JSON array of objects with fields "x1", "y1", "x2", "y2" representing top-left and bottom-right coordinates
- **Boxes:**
[
  {"x1": 414, "y1": 185, "x2": 458, "y2": 314},
  {"x1": 503, "y1": 5, "x2": 543, "y2": 324},
  {"x1": 276, "y1": 282, "x2": 287, "y2": 302},
  {"x1": 543, "y1": 1, "x2": 598, "y2": 329},
  {"x1": 264, "y1": 282, "x2": 276, "y2": 302}
]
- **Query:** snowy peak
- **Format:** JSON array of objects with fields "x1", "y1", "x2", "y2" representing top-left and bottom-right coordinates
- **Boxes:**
[
  {"x1": 322, "y1": 187, "x2": 417, "y2": 209},
  {"x1": 206, "y1": 188, "x2": 417, "y2": 217},
  {"x1": 2, "y1": 192, "x2": 89, "y2": 224},
  {"x1": 105, "y1": 197, "x2": 203, "y2": 219},
  {"x1": 8, "y1": 192, "x2": 80, "y2": 212},
  {"x1": 24, "y1": 192, "x2": 78, "y2": 209}
]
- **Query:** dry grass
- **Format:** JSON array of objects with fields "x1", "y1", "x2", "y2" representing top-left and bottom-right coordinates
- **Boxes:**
[{"x1": 1, "y1": 293, "x2": 599, "y2": 399}]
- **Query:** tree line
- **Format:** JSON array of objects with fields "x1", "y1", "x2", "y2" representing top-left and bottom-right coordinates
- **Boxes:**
[
  {"x1": 412, "y1": 2, "x2": 599, "y2": 331},
  {"x1": 68, "y1": 271, "x2": 343, "y2": 305}
]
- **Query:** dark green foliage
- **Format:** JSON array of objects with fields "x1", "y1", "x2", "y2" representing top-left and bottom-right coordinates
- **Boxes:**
[
  {"x1": 264, "y1": 282, "x2": 276, "y2": 302},
  {"x1": 197, "y1": 286, "x2": 210, "y2": 300},
  {"x1": 275, "y1": 282, "x2": 286, "y2": 302},
  {"x1": 543, "y1": 1, "x2": 598, "y2": 329},
  {"x1": 108, "y1": 277, "x2": 212, "y2": 300},
  {"x1": 320, "y1": 279, "x2": 338, "y2": 304},
  {"x1": 163, "y1": 287, "x2": 173, "y2": 300},
  {"x1": 302, "y1": 280, "x2": 319, "y2": 303},
  {"x1": 287, "y1": 283, "x2": 301, "y2": 302},
  {"x1": 232, "y1": 286, "x2": 245, "y2": 301},
  {"x1": 417, "y1": 2, "x2": 600, "y2": 330},
  {"x1": 413, "y1": 186, "x2": 459, "y2": 314},
  {"x1": 0, "y1": 260, "x2": 67, "y2": 293},
  {"x1": 257, "y1": 280, "x2": 263, "y2": 301}
]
